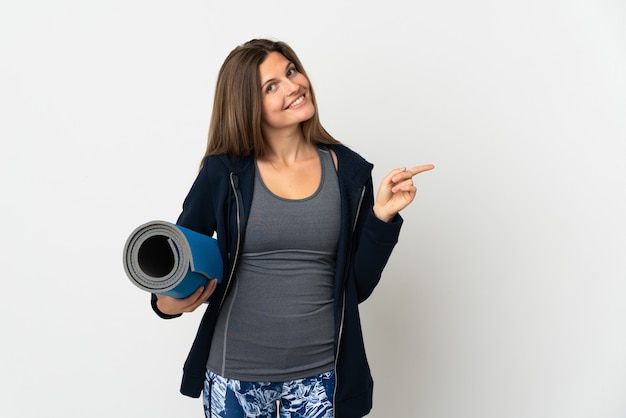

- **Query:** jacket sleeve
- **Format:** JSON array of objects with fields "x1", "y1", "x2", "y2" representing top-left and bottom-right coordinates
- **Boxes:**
[
  {"x1": 176, "y1": 157, "x2": 218, "y2": 236},
  {"x1": 351, "y1": 179, "x2": 403, "y2": 303},
  {"x1": 150, "y1": 157, "x2": 218, "y2": 318}
]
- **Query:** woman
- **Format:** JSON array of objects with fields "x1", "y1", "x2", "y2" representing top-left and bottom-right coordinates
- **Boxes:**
[{"x1": 151, "y1": 39, "x2": 434, "y2": 418}]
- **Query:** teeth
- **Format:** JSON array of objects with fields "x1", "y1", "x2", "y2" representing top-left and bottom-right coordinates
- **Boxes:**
[{"x1": 289, "y1": 95, "x2": 304, "y2": 108}]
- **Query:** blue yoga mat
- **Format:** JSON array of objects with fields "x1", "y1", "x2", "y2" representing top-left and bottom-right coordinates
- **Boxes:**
[{"x1": 123, "y1": 220, "x2": 222, "y2": 298}]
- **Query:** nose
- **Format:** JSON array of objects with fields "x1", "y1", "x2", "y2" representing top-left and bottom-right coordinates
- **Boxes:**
[{"x1": 284, "y1": 78, "x2": 299, "y2": 95}]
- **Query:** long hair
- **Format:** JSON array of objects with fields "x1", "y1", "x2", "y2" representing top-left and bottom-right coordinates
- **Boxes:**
[{"x1": 202, "y1": 39, "x2": 340, "y2": 161}]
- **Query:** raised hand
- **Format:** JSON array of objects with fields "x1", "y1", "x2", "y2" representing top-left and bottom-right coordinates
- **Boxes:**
[{"x1": 373, "y1": 164, "x2": 435, "y2": 222}]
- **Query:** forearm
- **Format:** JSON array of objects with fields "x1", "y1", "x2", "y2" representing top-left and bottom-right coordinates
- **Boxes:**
[{"x1": 352, "y1": 208, "x2": 403, "y2": 302}]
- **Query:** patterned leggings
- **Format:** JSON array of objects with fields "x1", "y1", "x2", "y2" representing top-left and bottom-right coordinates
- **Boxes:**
[{"x1": 203, "y1": 369, "x2": 335, "y2": 418}]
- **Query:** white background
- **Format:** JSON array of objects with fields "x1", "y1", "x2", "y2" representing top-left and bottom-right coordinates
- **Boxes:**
[{"x1": 1, "y1": 1, "x2": 625, "y2": 417}]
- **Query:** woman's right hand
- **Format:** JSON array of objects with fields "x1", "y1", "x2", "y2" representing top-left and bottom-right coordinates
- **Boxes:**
[{"x1": 155, "y1": 279, "x2": 218, "y2": 315}]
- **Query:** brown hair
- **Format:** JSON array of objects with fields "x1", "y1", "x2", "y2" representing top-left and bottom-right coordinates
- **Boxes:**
[{"x1": 202, "y1": 39, "x2": 340, "y2": 160}]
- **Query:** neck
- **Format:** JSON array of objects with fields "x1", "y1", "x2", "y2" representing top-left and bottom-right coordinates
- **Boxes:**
[{"x1": 262, "y1": 128, "x2": 313, "y2": 165}]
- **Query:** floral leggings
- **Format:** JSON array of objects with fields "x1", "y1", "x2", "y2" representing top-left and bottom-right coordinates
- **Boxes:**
[{"x1": 203, "y1": 369, "x2": 335, "y2": 418}]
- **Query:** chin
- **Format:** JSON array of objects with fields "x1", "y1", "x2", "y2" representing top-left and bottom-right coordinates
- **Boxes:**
[{"x1": 300, "y1": 105, "x2": 316, "y2": 122}]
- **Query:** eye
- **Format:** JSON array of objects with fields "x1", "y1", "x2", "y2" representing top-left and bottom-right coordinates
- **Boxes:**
[
  {"x1": 265, "y1": 82, "x2": 276, "y2": 94},
  {"x1": 287, "y1": 66, "x2": 297, "y2": 77}
]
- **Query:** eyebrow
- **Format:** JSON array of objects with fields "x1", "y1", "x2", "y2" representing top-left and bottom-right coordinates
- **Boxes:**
[{"x1": 260, "y1": 61, "x2": 294, "y2": 90}]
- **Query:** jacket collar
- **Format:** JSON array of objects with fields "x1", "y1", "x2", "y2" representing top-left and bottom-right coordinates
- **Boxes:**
[{"x1": 214, "y1": 143, "x2": 373, "y2": 186}]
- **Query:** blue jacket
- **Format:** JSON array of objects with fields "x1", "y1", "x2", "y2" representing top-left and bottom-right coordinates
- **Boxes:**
[{"x1": 153, "y1": 144, "x2": 402, "y2": 417}]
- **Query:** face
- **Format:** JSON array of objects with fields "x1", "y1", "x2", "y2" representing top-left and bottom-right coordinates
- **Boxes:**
[{"x1": 258, "y1": 52, "x2": 315, "y2": 134}]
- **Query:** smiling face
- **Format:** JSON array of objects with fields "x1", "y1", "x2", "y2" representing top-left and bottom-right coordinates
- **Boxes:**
[{"x1": 259, "y1": 52, "x2": 316, "y2": 136}]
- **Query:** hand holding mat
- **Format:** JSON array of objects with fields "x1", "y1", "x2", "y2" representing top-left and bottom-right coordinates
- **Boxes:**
[{"x1": 123, "y1": 221, "x2": 222, "y2": 299}]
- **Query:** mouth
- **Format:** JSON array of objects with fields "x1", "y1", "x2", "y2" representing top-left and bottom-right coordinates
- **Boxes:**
[{"x1": 286, "y1": 94, "x2": 306, "y2": 109}]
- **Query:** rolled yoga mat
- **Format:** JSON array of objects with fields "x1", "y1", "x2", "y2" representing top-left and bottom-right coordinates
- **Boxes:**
[{"x1": 123, "y1": 220, "x2": 222, "y2": 298}]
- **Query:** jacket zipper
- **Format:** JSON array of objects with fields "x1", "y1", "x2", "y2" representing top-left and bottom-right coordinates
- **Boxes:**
[
  {"x1": 333, "y1": 185, "x2": 366, "y2": 415},
  {"x1": 216, "y1": 172, "x2": 242, "y2": 311},
  {"x1": 352, "y1": 186, "x2": 366, "y2": 232}
]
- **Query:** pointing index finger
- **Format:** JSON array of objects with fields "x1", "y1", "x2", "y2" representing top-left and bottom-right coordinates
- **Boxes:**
[{"x1": 408, "y1": 164, "x2": 435, "y2": 176}]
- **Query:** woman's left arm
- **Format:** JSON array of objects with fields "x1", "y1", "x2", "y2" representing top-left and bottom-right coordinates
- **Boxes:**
[{"x1": 352, "y1": 164, "x2": 434, "y2": 302}]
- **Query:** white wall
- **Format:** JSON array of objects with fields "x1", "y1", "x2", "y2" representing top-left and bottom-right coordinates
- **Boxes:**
[{"x1": 1, "y1": 1, "x2": 625, "y2": 417}]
